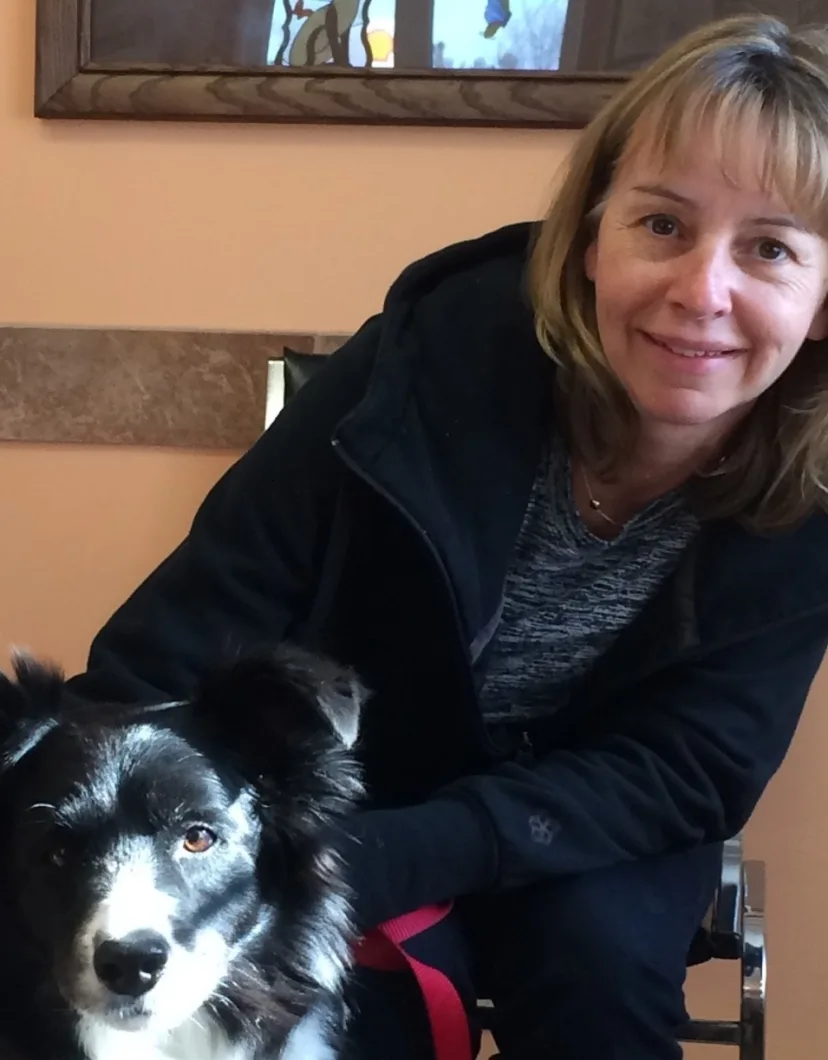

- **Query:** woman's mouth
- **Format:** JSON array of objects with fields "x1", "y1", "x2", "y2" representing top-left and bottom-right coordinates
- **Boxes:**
[{"x1": 643, "y1": 332, "x2": 742, "y2": 363}]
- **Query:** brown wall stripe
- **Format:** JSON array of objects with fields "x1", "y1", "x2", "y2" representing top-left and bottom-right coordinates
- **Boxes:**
[{"x1": 0, "y1": 327, "x2": 349, "y2": 449}]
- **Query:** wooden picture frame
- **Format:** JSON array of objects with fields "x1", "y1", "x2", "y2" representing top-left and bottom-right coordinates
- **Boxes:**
[{"x1": 35, "y1": 0, "x2": 629, "y2": 129}]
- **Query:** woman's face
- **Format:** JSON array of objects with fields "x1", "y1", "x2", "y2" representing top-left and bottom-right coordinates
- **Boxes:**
[{"x1": 585, "y1": 140, "x2": 828, "y2": 435}]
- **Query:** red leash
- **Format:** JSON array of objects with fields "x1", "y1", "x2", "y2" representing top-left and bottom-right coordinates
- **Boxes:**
[{"x1": 354, "y1": 903, "x2": 474, "y2": 1060}]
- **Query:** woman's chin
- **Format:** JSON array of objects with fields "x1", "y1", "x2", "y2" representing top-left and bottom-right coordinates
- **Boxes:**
[{"x1": 633, "y1": 392, "x2": 735, "y2": 431}]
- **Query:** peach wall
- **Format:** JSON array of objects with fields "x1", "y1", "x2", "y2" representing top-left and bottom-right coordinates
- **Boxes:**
[{"x1": 1, "y1": 1, "x2": 826, "y2": 1057}]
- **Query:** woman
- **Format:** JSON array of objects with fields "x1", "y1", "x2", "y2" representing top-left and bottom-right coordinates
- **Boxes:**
[{"x1": 69, "y1": 15, "x2": 828, "y2": 1060}]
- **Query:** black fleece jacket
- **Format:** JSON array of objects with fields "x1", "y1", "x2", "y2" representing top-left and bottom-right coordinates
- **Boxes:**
[{"x1": 68, "y1": 222, "x2": 828, "y2": 927}]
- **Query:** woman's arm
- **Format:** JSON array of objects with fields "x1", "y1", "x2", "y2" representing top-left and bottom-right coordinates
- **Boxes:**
[
  {"x1": 66, "y1": 317, "x2": 381, "y2": 706},
  {"x1": 346, "y1": 610, "x2": 828, "y2": 921}
]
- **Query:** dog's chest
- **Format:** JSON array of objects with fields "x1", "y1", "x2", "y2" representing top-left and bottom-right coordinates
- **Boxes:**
[
  {"x1": 77, "y1": 1012, "x2": 253, "y2": 1060},
  {"x1": 77, "y1": 1006, "x2": 335, "y2": 1060}
]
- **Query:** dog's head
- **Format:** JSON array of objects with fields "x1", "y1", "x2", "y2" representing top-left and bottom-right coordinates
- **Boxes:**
[{"x1": 0, "y1": 645, "x2": 366, "y2": 1036}]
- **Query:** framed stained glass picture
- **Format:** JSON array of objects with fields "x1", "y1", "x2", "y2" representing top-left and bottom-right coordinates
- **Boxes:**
[{"x1": 36, "y1": 1, "x2": 820, "y2": 128}]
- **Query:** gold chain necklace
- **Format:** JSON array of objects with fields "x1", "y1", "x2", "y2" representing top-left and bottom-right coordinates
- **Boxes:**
[{"x1": 580, "y1": 464, "x2": 621, "y2": 528}]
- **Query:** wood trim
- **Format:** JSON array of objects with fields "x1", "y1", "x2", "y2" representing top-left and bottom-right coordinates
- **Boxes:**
[
  {"x1": 0, "y1": 327, "x2": 339, "y2": 450},
  {"x1": 35, "y1": 0, "x2": 82, "y2": 111},
  {"x1": 34, "y1": 0, "x2": 628, "y2": 128}
]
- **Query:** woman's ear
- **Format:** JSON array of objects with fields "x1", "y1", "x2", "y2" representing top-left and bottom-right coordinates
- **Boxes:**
[
  {"x1": 583, "y1": 196, "x2": 608, "y2": 285},
  {"x1": 585, "y1": 237, "x2": 597, "y2": 283}
]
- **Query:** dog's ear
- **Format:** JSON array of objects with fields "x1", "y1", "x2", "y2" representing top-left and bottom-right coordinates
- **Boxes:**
[
  {"x1": 0, "y1": 651, "x2": 64, "y2": 770},
  {"x1": 194, "y1": 646, "x2": 367, "y2": 888},
  {"x1": 195, "y1": 644, "x2": 368, "y2": 756}
]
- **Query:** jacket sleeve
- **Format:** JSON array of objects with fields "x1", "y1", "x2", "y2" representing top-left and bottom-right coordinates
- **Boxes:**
[
  {"x1": 356, "y1": 608, "x2": 828, "y2": 914},
  {"x1": 66, "y1": 318, "x2": 381, "y2": 706}
]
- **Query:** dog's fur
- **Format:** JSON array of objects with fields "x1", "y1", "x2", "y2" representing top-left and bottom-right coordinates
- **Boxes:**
[{"x1": 0, "y1": 645, "x2": 367, "y2": 1060}]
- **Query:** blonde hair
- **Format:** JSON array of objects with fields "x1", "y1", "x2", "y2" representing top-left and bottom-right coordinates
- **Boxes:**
[{"x1": 529, "y1": 15, "x2": 828, "y2": 532}]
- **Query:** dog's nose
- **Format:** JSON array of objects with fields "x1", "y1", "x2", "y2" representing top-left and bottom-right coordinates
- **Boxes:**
[{"x1": 93, "y1": 930, "x2": 170, "y2": 997}]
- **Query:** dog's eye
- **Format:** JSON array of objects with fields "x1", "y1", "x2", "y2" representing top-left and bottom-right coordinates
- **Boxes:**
[
  {"x1": 46, "y1": 845, "x2": 67, "y2": 868},
  {"x1": 182, "y1": 826, "x2": 217, "y2": 854}
]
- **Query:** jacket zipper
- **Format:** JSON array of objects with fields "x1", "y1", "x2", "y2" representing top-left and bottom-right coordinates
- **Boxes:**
[
  {"x1": 516, "y1": 729, "x2": 535, "y2": 764},
  {"x1": 332, "y1": 437, "x2": 500, "y2": 758},
  {"x1": 332, "y1": 440, "x2": 702, "y2": 765}
]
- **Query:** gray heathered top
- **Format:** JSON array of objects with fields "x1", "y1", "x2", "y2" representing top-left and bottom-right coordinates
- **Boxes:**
[{"x1": 478, "y1": 433, "x2": 700, "y2": 723}]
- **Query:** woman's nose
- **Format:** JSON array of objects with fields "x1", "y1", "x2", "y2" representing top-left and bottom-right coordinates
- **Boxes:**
[{"x1": 667, "y1": 242, "x2": 734, "y2": 319}]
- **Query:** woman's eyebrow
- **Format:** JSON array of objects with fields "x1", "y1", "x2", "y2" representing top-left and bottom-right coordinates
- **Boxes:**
[
  {"x1": 630, "y1": 183, "x2": 692, "y2": 205},
  {"x1": 629, "y1": 183, "x2": 810, "y2": 230}
]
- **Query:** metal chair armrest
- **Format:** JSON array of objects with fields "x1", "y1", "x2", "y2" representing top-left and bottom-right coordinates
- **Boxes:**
[
  {"x1": 707, "y1": 833, "x2": 744, "y2": 957},
  {"x1": 740, "y1": 858, "x2": 767, "y2": 1060}
]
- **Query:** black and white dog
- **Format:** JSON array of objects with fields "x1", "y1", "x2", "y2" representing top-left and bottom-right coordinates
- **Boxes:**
[{"x1": 0, "y1": 645, "x2": 367, "y2": 1060}]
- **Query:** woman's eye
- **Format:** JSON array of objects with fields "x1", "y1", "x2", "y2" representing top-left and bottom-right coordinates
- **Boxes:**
[
  {"x1": 643, "y1": 214, "x2": 678, "y2": 237},
  {"x1": 182, "y1": 825, "x2": 218, "y2": 855},
  {"x1": 756, "y1": 238, "x2": 791, "y2": 262}
]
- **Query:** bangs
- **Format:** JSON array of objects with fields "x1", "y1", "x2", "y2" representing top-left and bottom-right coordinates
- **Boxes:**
[{"x1": 620, "y1": 80, "x2": 828, "y2": 235}]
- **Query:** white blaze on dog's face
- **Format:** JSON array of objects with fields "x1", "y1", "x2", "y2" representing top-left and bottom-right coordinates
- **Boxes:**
[
  {"x1": 8, "y1": 721, "x2": 265, "y2": 1033},
  {"x1": 73, "y1": 834, "x2": 242, "y2": 1032}
]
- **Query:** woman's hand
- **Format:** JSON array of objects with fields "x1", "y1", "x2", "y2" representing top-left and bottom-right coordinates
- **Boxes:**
[{"x1": 332, "y1": 800, "x2": 498, "y2": 933}]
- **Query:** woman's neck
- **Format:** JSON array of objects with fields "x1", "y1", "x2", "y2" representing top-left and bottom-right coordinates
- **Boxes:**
[
  {"x1": 573, "y1": 417, "x2": 737, "y2": 537},
  {"x1": 620, "y1": 417, "x2": 735, "y2": 499}
]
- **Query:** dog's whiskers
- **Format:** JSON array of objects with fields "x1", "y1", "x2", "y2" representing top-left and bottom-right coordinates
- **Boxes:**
[{"x1": 186, "y1": 1009, "x2": 210, "y2": 1033}]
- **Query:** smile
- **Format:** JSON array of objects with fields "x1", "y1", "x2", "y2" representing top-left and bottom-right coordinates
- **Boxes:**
[{"x1": 643, "y1": 332, "x2": 741, "y2": 360}]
